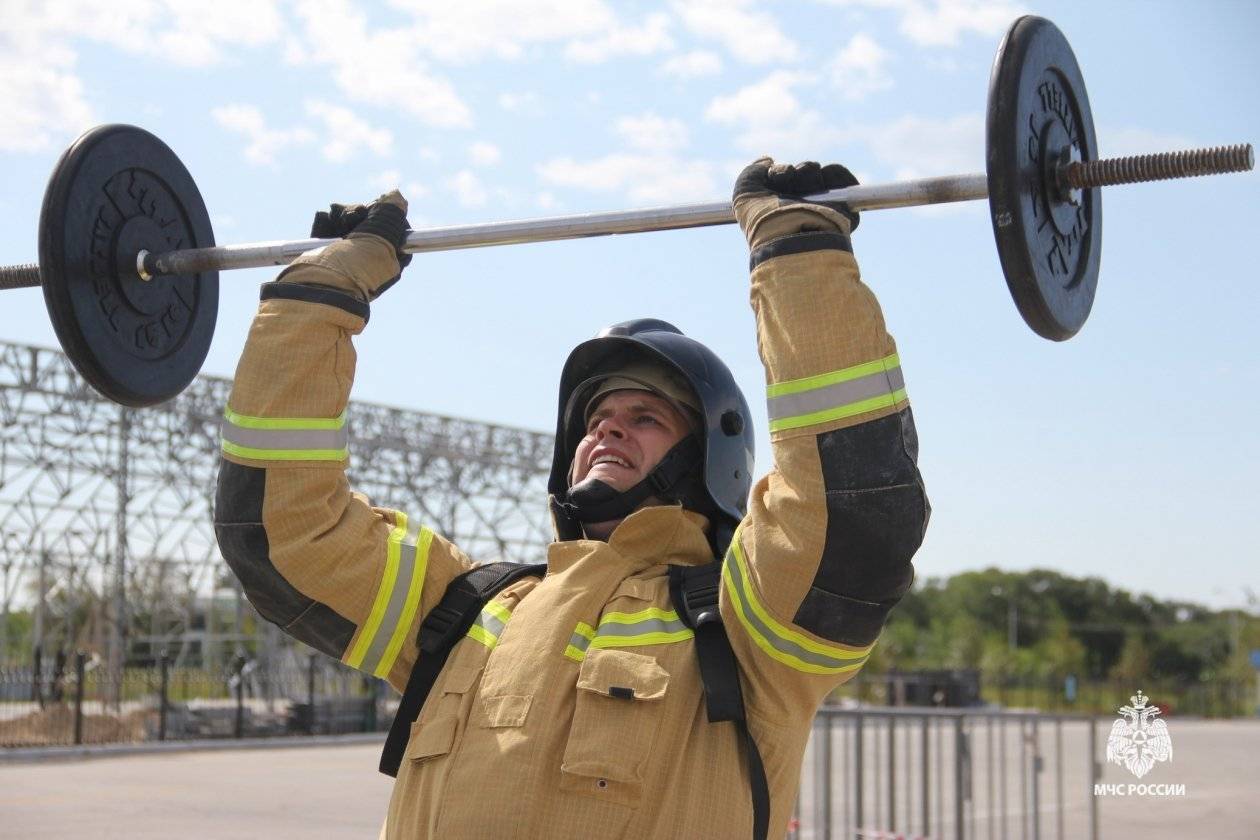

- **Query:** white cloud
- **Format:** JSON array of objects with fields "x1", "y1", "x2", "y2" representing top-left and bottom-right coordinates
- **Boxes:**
[
  {"x1": 660, "y1": 50, "x2": 723, "y2": 78},
  {"x1": 371, "y1": 170, "x2": 430, "y2": 202},
  {"x1": 211, "y1": 104, "x2": 315, "y2": 165},
  {"x1": 895, "y1": 0, "x2": 1023, "y2": 46},
  {"x1": 564, "y1": 12, "x2": 674, "y2": 62},
  {"x1": 305, "y1": 100, "x2": 393, "y2": 162},
  {"x1": 498, "y1": 91, "x2": 541, "y2": 114},
  {"x1": 704, "y1": 71, "x2": 839, "y2": 157},
  {"x1": 537, "y1": 191, "x2": 558, "y2": 209},
  {"x1": 819, "y1": 0, "x2": 1024, "y2": 47},
  {"x1": 615, "y1": 114, "x2": 690, "y2": 153},
  {"x1": 289, "y1": 0, "x2": 472, "y2": 128},
  {"x1": 145, "y1": 0, "x2": 285, "y2": 66},
  {"x1": 389, "y1": 0, "x2": 616, "y2": 62},
  {"x1": 448, "y1": 170, "x2": 488, "y2": 207},
  {"x1": 866, "y1": 113, "x2": 984, "y2": 179},
  {"x1": 0, "y1": 42, "x2": 94, "y2": 152},
  {"x1": 0, "y1": 0, "x2": 284, "y2": 151},
  {"x1": 470, "y1": 141, "x2": 502, "y2": 166},
  {"x1": 673, "y1": 0, "x2": 799, "y2": 65},
  {"x1": 830, "y1": 33, "x2": 893, "y2": 100},
  {"x1": 537, "y1": 154, "x2": 719, "y2": 204}
]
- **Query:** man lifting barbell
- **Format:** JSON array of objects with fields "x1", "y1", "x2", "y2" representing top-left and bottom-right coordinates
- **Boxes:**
[{"x1": 212, "y1": 157, "x2": 929, "y2": 839}]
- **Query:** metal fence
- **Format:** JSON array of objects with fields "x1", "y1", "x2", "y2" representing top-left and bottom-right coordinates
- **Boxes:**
[
  {"x1": 0, "y1": 654, "x2": 393, "y2": 747},
  {"x1": 790, "y1": 707, "x2": 1099, "y2": 840},
  {"x1": 4, "y1": 658, "x2": 1107, "y2": 839}
]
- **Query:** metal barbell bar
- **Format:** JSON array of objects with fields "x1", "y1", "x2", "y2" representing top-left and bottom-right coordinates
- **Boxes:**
[{"x1": 0, "y1": 146, "x2": 1251, "y2": 291}]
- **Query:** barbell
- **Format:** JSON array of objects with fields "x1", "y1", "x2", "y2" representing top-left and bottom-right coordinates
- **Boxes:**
[{"x1": 0, "y1": 15, "x2": 1252, "y2": 408}]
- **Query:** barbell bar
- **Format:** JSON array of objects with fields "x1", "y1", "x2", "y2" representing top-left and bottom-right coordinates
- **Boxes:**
[{"x1": 0, "y1": 15, "x2": 1253, "y2": 408}]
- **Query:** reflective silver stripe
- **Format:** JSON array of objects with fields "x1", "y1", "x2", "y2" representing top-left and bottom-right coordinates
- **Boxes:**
[
  {"x1": 767, "y1": 365, "x2": 905, "y2": 424},
  {"x1": 592, "y1": 615, "x2": 691, "y2": 640},
  {"x1": 220, "y1": 424, "x2": 349, "y2": 452},
  {"x1": 473, "y1": 609, "x2": 507, "y2": 638},
  {"x1": 565, "y1": 612, "x2": 693, "y2": 662},
  {"x1": 568, "y1": 631, "x2": 593, "y2": 656},
  {"x1": 724, "y1": 540, "x2": 870, "y2": 672},
  {"x1": 357, "y1": 518, "x2": 425, "y2": 675}
]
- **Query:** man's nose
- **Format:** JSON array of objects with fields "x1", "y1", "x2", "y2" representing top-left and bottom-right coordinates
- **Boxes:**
[{"x1": 594, "y1": 416, "x2": 626, "y2": 438}]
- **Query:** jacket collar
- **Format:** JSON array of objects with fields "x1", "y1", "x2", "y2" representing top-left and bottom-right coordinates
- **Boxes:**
[{"x1": 547, "y1": 504, "x2": 713, "y2": 574}]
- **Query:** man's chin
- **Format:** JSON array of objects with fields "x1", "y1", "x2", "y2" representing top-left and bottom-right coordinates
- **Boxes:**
[{"x1": 585, "y1": 468, "x2": 638, "y2": 490}]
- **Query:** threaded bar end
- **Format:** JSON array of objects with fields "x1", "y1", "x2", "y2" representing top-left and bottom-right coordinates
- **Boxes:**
[
  {"x1": 1065, "y1": 143, "x2": 1254, "y2": 189},
  {"x1": 0, "y1": 264, "x2": 42, "y2": 290}
]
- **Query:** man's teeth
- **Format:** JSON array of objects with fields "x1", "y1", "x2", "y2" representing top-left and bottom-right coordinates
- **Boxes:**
[{"x1": 592, "y1": 455, "x2": 631, "y2": 468}]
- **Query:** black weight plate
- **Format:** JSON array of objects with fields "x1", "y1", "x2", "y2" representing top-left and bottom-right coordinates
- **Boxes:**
[
  {"x1": 986, "y1": 16, "x2": 1101, "y2": 341},
  {"x1": 38, "y1": 124, "x2": 217, "y2": 406}
]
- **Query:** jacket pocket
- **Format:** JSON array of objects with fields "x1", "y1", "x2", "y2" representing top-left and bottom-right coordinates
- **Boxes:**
[
  {"x1": 560, "y1": 648, "x2": 669, "y2": 807},
  {"x1": 405, "y1": 658, "x2": 482, "y2": 766},
  {"x1": 404, "y1": 715, "x2": 457, "y2": 763}
]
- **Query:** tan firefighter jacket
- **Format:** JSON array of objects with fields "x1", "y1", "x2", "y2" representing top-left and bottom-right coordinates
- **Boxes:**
[{"x1": 214, "y1": 201, "x2": 929, "y2": 839}]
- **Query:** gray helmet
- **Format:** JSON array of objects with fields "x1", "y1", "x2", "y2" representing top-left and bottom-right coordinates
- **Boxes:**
[{"x1": 548, "y1": 319, "x2": 754, "y2": 555}]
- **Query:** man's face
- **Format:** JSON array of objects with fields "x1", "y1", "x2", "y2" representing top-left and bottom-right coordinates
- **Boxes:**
[{"x1": 571, "y1": 389, "x2": 692, "y2": 492}]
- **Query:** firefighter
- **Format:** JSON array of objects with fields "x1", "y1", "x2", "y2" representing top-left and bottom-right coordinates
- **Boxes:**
[{"x1": 214, "y1": 158, "x2": 928, "y2": 838}]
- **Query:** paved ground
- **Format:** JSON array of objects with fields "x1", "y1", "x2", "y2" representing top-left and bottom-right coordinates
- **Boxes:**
[
  {"x1": 1, "y1": 719, "x2": 1257, "y2": 838},
  {"x1": 0, "y1": 739, "x2": 394, "y2": 839}
]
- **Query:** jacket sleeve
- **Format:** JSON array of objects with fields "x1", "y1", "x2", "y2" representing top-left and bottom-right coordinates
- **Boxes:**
[
  {"x1": 212, "y1": 277, "x2": 473, "y2": 693},
  {"x1": 720, "y1": 209, "x2": 930, "y2": 717}
]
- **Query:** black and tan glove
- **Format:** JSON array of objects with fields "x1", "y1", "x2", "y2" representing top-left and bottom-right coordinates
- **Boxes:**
[
  {"x1": 278, "y1": 189, "x2": 412, "y2": 301},
  {"x1": 732, "y1": 157, "x2": 860, "y2": 251}
]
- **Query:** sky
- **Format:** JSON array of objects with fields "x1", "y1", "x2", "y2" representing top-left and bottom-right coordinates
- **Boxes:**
[{"x1": 1, "y1": 0, "x2": 1257, "y2": 610}]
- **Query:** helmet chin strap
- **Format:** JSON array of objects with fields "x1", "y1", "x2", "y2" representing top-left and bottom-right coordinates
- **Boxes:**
[{"x1": 556, "y1": 435, "x2": 702, "y2": 525}]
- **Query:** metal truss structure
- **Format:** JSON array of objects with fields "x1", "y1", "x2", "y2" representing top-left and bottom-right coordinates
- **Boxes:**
[{"x1": 0, "y1": 339, "x2": 553, "y2": 669}]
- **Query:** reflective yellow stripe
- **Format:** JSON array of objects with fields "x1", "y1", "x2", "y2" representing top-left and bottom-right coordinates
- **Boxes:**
[
  {"x1": 766, "y1": 354, "x2": 900, "y2": 397},
  {"x1": 220, "y1": 406, "x2": 349, "y2": 461},
  {"x1": 591, "y1": 630, "x2": 694, "y2": 648},
  {"x1": 598, "y1": 607, "x2": 679, "y2": 625},
  {"x1": 484, "y1": 600, "x2": 513, "y2": 625},
  {"x1": 466, "y1": 597, "x2": 514, "y2": 651},
  {"x1": 723, "y1": 525, "x2": 873, "y2": 675},
  {"x1": 376, "y1": 528, "x2": 433, "y2": 677},
  {"x1": 564, "y1": 612, "x2": 694, "y2": 662},
  {"x1": 766, "y1": 352, "x2": 907, "y2": 434},
  {"x1": 346, "y1": 514, "x2": 407, "y2": 670},
  {"x1": 344, "y1": 515, "x2": 432, "y2": 676},
  {"x1": 769, "y1": 390, "x2": 908, "y2": 434},
  {"x1": 467, "y1": 624, "x2": 498, "y2": 649},
  {"x1": 223, "y1": 407, "x2": 347, "y2": 430},
  {"x1": 220, "y1": 440, "x2": 349, "y2": 461}
]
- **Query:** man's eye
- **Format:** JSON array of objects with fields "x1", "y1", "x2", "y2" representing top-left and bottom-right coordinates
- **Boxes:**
[{"x1": 636, "y1": 415, "x2": 659, "y2": 425}]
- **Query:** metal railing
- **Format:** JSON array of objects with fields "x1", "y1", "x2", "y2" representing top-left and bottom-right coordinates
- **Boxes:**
[
  {"x1": 790, "y1": 706, "x2": 1099, "y2": 840},
  {"x1": 0, "y1": 654, "x2": 392, "y2": 748}
]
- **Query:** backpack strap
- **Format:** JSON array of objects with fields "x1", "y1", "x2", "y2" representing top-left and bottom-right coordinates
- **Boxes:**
[
  {"x1": 379, "y1": 561, "x2": 546, "y2": 777},
  {"x1": 670, "y1": 562, "x2": 770, "y2": 840}
]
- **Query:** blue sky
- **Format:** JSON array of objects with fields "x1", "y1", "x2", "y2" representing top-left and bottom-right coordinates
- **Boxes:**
[{"x1": 1, "y1": 0, "x2": 1257, "y2": 609}]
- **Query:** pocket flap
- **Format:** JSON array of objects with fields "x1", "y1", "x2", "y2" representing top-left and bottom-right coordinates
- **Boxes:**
[
  {"x1": 404, "y1": 716, "x2": 457, "y2": 762},
  {"x1": 575, "y1": 648, "x2": 668, "y2": 701},
  {"x1": 481, "y1": 694, "x2": 532, "y2": 728},
  {"x1": 613, "y1": 578, "x2": 656, "y2": 602}
]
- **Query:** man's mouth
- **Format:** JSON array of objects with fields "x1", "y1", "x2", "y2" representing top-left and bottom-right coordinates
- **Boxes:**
[{"x1": 590, "y1": 453, "x2": 633, "y2": 469}]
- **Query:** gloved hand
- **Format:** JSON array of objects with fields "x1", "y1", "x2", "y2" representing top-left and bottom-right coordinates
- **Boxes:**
[
  {"x1": 732, "y1": 157, "x2": 860, "y2": 250},
  {"x1": 279, "y1": 190, "x2": 412, "y2": 301}
]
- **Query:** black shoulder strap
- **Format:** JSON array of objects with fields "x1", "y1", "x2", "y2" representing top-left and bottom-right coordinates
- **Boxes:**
[
  {"x1": 670, "y1": 562, "x2": 770, "y2": 840},
  {"x1": 379, "y1": 561, "x2": 546, "y2": 777}
]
